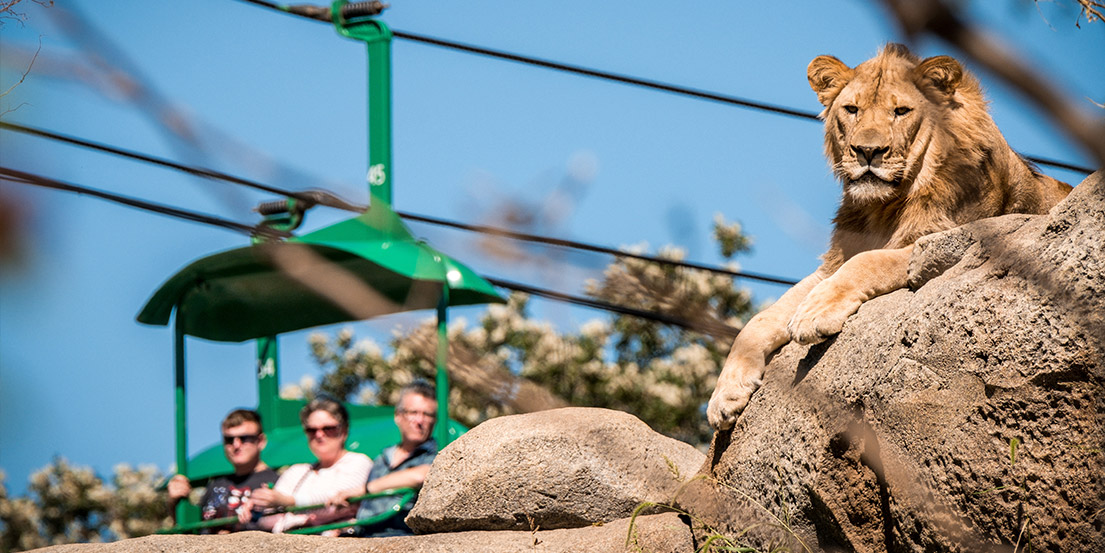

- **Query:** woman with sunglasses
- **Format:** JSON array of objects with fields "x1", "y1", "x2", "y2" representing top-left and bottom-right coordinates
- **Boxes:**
[{"x1": 247, "y1": 396, "x2": 371, "y2": 532}]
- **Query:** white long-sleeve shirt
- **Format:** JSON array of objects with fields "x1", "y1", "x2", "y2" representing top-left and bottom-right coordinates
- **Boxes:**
[{"x1": 273, "y1": 450, "x2": 371, "y2": 507}]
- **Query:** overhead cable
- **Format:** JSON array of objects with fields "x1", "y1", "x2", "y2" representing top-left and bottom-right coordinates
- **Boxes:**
[
  {"x1": 234, "y1": 0, "x2": 1095, "y2": 175},
  {"x1": 0, "y1": 165, "x2": 735, "y2": 336},
  {"x1": 390, "y1": 30, "x2": 819, "y2": 122},
  {"x1": 398, "y1": 211, "x2": 799, "y2": 286},
  {"x1": 2, "y1": 122, "x2": 799, "y2": 286},
  {"x1": 487, "y1": 276, "x2": 739, "y2": 339},
  {"x1": 0, "y1": 166, "x2": 288, "y2": 238},
  {"x1": 0, "y1": 121, "x2": 358, "y2": 211}
]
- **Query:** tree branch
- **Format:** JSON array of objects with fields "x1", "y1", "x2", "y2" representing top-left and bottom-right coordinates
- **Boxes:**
[
  {"x1": 1075, "y1": 0, "x2": 1105, "y2": 26},
  {"x1": 0, "y1": 37, "x2": 40, "y2": 118},
  {"x1": 878, "y1": 0, "x2": 1105, "y2": 170}
]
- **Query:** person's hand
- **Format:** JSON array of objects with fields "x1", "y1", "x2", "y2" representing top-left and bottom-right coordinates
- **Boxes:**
[
  {"x1": 167, "y1": 474, "x2": 191, "y2": 501},
  {"x1": 236, "y1": 497, "x2": 255, "y2": 524},
  {"x1": 248, "y1": 486, "x2": 292, "y2": 509},
  {"x1": 326, "y1": 486, "x2": 363, "y2": 507}
]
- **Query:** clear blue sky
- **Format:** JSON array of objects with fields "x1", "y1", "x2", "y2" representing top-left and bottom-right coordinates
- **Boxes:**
[{"x1": 1, "y1": 0, "x2": 1101, "y2": 496}]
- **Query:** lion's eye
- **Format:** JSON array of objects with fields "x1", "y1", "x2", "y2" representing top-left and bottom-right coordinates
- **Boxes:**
[
  {"x1": 894, "y1": 106, "x2": 912, "y2": 116},
  {"x1": 844, "y1": 105, "x2": 858, "y2": 114}
]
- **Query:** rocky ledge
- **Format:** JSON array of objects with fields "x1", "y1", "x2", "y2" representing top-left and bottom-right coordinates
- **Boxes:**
[{"x1": 33, "y1": 172, "x2": 1103, "y2": 553}]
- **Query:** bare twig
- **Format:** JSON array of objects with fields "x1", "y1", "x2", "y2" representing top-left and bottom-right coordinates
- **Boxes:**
[
  {"x1": 403, "y1": 325, "x2": 568, "y2": 414},
  {"x1": 0, "y1": 2, "x2": 46, "y2": 128},
  {"x1": 1011, "y1": 516, "x2": 1030, "y2": 552},
  {"x1": 879, "y1": 0, "x2": 1105, "y2": 170},
  {"x1": 265, "y1": 241, "x2": 566, "y2": 414},
  {"x1": 0, "y1": 37, "x2": 40, "y2": 115},
  {"x1": 27, "y1": 3, "x2": 361, "y2": 210},
  {"x1": 1075, "y1": 0, "x2": 1105, "y2": 26},
  {"x1": 261, "y1": 242, "x2": 403, "y2": 320},
  {"x1": 0, "y1": 0, "x2": 52, "y2": 27}
]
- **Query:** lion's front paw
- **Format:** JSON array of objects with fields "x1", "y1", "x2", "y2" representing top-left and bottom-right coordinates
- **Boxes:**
[
  {"x1": 788, "y1": 282, "x2": 862, "y2": 345},
  {"x1": 708, "y1": 375, "x2": 762, "y2": 430}
]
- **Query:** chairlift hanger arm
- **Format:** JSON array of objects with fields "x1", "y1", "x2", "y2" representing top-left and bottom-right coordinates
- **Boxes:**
[{"x1": 252, "y1": 1, "x2": 387, "y2": 22}]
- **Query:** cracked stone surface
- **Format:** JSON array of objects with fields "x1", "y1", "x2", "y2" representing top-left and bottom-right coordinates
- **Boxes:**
[
  {"x1": 408, "y1": 407, "x2": 705, "y2": 533},
  {"x1": 691, "y1": 172, "x2": 1105, "y2": 552}
]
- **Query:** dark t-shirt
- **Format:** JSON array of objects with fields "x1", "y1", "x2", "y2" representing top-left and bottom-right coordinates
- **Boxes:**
[{"x1": 198, "y1": 469, "x2": 279, "y2": 524}]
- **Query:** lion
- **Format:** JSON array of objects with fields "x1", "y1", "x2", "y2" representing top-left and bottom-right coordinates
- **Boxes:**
[{"x1": 707, "y1": 43, "x2": 1072, "y2": 430}]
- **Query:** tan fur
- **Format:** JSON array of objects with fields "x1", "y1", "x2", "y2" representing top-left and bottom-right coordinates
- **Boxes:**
[{"x1": 707, "y1": 44, "x2": 1072, "y2": 430}]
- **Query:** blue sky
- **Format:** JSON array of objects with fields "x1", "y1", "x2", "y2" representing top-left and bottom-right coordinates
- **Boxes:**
[{"x1": 1, "y1": 0, "x2": 1101, "y2": 496}]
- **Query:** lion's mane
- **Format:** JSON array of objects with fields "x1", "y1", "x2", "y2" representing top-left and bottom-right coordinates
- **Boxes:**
[{"x1": 810, "y1": 44, "x2": 1071, "y2": 269}]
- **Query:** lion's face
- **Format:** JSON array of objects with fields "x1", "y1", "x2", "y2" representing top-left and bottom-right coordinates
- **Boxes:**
[{"x1": 808, "y1": 45, "x2": 963, "y2": 204}]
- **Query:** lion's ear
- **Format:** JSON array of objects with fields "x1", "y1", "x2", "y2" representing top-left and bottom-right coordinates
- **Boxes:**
[
  {"x1": 808, "y1": 56, "x2": 853, "y2": 106},
  {"x1": 915, "y1": 56, "x2": 963, "y2": 95}
]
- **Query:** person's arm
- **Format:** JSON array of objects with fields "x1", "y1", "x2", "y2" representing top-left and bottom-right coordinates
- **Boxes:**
[
  {"x1": 288, "y1": 453, "x2": 371, "y2": 507},
  {"x1": 249, "y1": 465, "x2": 302, "y2": 510},
  {"x1": 366, "y1": 464, "x2": 431, "y2": 494},
  {"x1": 326, "y1": 485, "x2": 367, "y2": 507},
  {"x1": 248, "y1": 486, "x2": 295, "y2": 510},
  {"x1": 166, "y1": 474, "x2": 193, "y2": 522},
  {"x1": 322, "y1": 468, "x2": 424, "y2": 509}
]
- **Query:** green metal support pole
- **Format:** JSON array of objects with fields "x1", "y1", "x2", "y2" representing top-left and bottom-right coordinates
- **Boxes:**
[
  {"x1": 366, "y1": 25, "x2": 392, "y2": 207},
  {"x1": 333, "y1": 4, "x2": 394, "y2": 208},
  {"x1": 334, "y1": 2, "x2": 456, "y2": 445},
  {"x1": 256, "y1": 337, "x2": 279, "y2": 432},
  {"x1": 172, "y1": 316, "x2": 197, "y2": 524},
  {"x1": 435, "y1": 285, "x2": 450, "y2": 447}
]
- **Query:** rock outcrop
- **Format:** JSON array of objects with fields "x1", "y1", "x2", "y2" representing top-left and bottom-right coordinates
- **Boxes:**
[
  {"x1": 687, "y1": 171, "x2": 1105, "y2": 552},
  {"x1": 407, "y1": 406, "x2": 705, "y2": 532},
  {"x1": 30, "y1": 514, "x2": 693, "y2": 553},
  {"x1": 31, "y1": 176, "x2": 1103, "y2": 552},
  {"x1": 32, "y1": 408, "x2": 701, "y2": 553}
]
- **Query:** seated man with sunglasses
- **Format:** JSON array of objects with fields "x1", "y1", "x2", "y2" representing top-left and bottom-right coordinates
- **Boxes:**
[{"x1": 167, "y1": 409, "x2": 278, "y2": 532}]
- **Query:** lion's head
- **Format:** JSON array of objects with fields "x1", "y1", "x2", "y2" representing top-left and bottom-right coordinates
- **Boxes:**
[{"x1": 807, "y1": 44, "x2": 982, "y2": 205}]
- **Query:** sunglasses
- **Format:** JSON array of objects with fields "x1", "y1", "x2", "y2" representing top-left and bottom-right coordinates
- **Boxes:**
[
  {"x1": 303, "y1": 425, "x2": 342, "y2": 437},
  {"x1": 222, "y1": 434, "x2": 261, "y2": 446}
]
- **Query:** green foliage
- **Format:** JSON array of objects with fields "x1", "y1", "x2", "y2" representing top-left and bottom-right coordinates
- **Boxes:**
[
  {"x1": 713, "y1": 214, "x2": 752, "y2": 260},
  {"x1": 0, "y1": 459, "x2": 171, "y2": 552},
  {"x1": 288, "y1": 220, "x2": 758, "y2": 448}
]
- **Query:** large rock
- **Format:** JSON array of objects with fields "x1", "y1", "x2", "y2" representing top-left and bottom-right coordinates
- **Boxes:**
[
  {"x1": 30, "y1": 513, "x2": 693, "y2": 553},
  {"x1": 407, "y1": 407, "x2": 705, "y2": 533},
  {"x1": 687, "y1": 172, "x2": 1105, "y2": 552}
]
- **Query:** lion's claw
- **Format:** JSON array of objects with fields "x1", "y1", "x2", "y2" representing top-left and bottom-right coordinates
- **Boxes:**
[
  {"x1": 788, "y1": 310, "x2": 845, "y2": 345},
  {"x1": 707, "y1": 377, "x2": 762, "y2": 430},
  {"x1": 788, "y1": 282, "x2": 861, "y2": 345}
]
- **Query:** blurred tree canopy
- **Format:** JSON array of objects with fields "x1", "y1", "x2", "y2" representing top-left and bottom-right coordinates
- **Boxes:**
[
  {"x1": 0, "y1": 218, "x2": 754, "y2": 551},
  {"x1": 0, "y1": 461, "x2": 170, "y2": 552},
  {"x1": 283, "y1": 217, "x2": 757, "y2": 448}
]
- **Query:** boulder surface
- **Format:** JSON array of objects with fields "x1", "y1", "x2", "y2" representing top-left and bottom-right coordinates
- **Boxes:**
[
  {"x1": 30, "y1": 513, "x2": 692, "y2": 553},
  {"x1": 687, "y1": 172, "x2": 1105, "y2": 552},
  {"x1": 407, "y1": 406, "x2": 705, "y2": 533},
  {"x1": 30, "y1": 177, "x2": 1103, "y2": 553}
]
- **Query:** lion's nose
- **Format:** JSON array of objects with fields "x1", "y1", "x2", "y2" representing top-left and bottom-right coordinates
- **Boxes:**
[{"x1": 851, "y1": 144, "x2": 889, "y2": 165}]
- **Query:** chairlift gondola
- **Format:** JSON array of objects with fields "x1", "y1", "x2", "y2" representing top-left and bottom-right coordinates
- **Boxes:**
[{"x1": 137, "y1": 1, "x2": 503, "y2": 530}]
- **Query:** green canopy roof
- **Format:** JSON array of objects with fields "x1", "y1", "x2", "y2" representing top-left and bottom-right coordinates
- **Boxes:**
[{"x1": 137, "y1": 203, "x2": 504, "y2": 342}]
